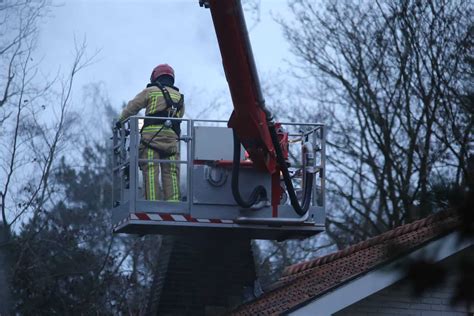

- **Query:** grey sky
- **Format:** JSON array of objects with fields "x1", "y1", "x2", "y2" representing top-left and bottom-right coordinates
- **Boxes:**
[{"x1": 37, "y1": 0, "x2": 293, "y2": 120}]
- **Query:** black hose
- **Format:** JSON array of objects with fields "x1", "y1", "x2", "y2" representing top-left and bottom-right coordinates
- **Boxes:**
[
  {"x1": 231, "y1": 130, "x2": 267, "y2": 208},
  {"x1": 268, "y1": 125, "x2": 313, "y2": 216}
]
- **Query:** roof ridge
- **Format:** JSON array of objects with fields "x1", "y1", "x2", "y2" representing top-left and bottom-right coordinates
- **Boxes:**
[{"x1": 282, "y1": 209, "x2": 458, "y2": 277}]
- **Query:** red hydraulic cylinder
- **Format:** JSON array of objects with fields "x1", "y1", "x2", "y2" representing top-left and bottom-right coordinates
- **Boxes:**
[{"x1": 207, "y1": 0, "x2": 276, "y2": 174}]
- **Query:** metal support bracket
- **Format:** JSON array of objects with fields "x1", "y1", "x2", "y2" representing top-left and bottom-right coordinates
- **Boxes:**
[{"x1": 235, "y1": 211, "x2": 310, "y2": 226}]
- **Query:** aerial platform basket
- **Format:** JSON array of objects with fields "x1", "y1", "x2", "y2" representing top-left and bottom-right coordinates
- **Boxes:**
[{"x1": 111, "y1": 116, "x2": 326, "y2": 240}]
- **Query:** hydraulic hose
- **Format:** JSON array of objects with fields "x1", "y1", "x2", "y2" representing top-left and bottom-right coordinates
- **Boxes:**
[
  {"x1": 268, "y1": 125, "x2": 313, "y2": 216},
  {"x1": 232, "y1": 130, "x2": 267, "y2": 208}
]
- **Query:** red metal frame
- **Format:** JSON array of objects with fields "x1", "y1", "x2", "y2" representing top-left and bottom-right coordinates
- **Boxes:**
[
  {"x1": 207, "y1": 0, "x2": 297, "y2": 215},
  {"x1": 208, "y1": 0, "x2": 276, "y2": 173}
]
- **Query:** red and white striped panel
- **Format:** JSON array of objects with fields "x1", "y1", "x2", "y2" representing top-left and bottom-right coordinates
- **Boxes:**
[{"x1": 130, "y1": 212, "x2": 234, "y2": 224}]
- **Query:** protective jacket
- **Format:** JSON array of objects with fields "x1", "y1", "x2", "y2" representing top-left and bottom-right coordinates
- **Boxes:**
[
  {"x1": 119, "y1": 84, "x2": 185, "y2": 133},
  {"x1": 120, "y1": 84, "x2": 184, "y2": 201}
]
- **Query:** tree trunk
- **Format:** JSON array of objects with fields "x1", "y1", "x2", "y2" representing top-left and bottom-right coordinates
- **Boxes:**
[{"x1": 0, "y1": 222, "x2": 12, "y2": 315}]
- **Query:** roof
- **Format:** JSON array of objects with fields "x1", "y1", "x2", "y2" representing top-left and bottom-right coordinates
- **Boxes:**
[{"x1": 231, "y1": 210, "x2": 464, "y2": 315}]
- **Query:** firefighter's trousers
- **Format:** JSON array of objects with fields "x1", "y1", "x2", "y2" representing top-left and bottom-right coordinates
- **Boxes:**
[{"x1": 139, "y1": 130, "x2": 180, "y2": 201}]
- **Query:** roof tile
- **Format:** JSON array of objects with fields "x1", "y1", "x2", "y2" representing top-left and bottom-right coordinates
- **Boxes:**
[{"x1": 231, "y1": 210, "x2": 461, "y2": 315}]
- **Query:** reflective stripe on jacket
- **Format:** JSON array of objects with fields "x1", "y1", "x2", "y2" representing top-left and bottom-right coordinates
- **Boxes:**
[{"x1": 119, "y1": 85, "x2": 185, "y2": 122}]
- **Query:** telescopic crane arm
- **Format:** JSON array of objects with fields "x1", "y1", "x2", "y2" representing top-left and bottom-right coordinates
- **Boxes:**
[
  {"x1": 201, "y1": 0, "x2": 277, "y2": 174},
  {"x1": 201, "y1": 0, "x2": 314, "y2": 215}
]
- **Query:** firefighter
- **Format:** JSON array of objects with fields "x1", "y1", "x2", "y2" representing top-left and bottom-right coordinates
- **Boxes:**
[{"x1": 117, "y1": 64, "x2": 184, "y2": 201}]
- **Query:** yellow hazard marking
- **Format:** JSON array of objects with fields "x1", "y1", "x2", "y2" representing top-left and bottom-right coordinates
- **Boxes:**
[
  {"x1": 142, "y1": 125, "x2": 164, "y2": 132},
  {"x1": 169, "y1": 155, "x2": 179, "y2": 201},
  {"x1": 147, "y1": 148, "x2": 156, "y2": 200},
  {"x1": 149, "y1": 91, "x2": 181, "y2": 103}
]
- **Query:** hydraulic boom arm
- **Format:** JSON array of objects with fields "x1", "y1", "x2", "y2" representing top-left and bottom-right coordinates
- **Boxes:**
[
  {"x1": 201, "y1": 0, "x2": 314, "y2": 215},
  {"x1": 201, "y1": 0, "x2": 277, "y2": 173}
]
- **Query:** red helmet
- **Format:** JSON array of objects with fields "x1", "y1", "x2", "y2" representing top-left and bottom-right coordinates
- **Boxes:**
[{"x1": 150, "y1": 64, "x2": 174, "y2": 82}]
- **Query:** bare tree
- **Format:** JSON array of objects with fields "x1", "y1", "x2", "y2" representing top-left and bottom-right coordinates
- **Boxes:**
[
  {"x1": 0, "y1": 1, "x2": 96, "y2": 313},
  {"x1": 275, "y1": 0, "x2": 473, "y2": 247},
  {"x1": 0, "y1": 1, "x2": 98, "y2": 229},
  {"x1": 1, "y1": 0, "x2": 47, "y2": 231},
  {"x1": 243, "y1": 0, "x2": 262, "y2": 30}
]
